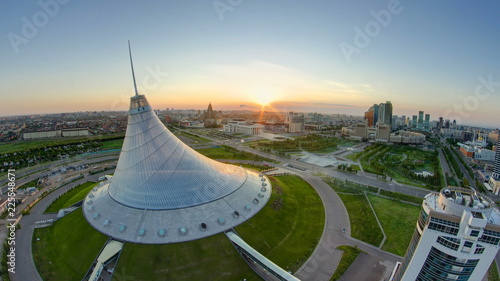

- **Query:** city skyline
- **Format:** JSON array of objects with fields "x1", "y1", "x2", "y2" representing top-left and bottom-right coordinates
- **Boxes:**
[{"x1": 2, "y1": 1, "x2": 500, "y2": 127}]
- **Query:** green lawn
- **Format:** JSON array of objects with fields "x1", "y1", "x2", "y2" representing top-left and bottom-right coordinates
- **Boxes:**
[
  {"x1": 330, "y1": 246, "x2": 362, "y2": 281},
  {"x1": 489, "y1": 260, "x2": 500, "y2": 281},
  {"x1": 116, "y1": 234, "x2": 260, "y2": 281},
  {"x1": 33, "y1": 210, "x2": 108, "y2": 281},
  {"x1": 0, "y1": 133, "x2": 124, "y2": 154},
  {"x1": 345, "y1": 152, "x2": 360, "y2": 161},
  {"x1": 33, "y1": 175, "x2": 323, "y2": 281},
  {"x1": 100, "y1": 139, "x2": 124, "y2": 150},
  {"x1": 337, "y1": 193, "x2": 383, "y2": 247},
  {"x1": 45, "y1": 182, "x2": 97, "y2": 213},
  {"x1": 179, "y1": 131, "x2": 211, "y2": 143},
  {"x1": 367, "y1": 194, "x2": 420, "y2": 256},
  {"x1": 196, "y1": 145, "x2": 278, "y2": 163},
  {"x1": 349, "y1": 164, "x2": 361, "y2": 171},
  {"x1": 226, "y1": 163, "x2": 275, "y2": 172},
  {"x1": 236, "y1": 175, "x2": 325, "y2": 272}
]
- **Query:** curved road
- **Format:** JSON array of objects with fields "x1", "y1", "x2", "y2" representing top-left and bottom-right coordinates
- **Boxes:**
[{"x1": 9, "y1": 171, "x2": 110, "y2": 281}]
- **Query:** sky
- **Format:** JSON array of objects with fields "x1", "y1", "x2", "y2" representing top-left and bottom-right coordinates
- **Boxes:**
[{"x1": 1, "y1": 0, "x2": 499, "y2": 128}]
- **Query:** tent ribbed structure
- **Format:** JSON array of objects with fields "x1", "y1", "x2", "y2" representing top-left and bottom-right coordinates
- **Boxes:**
[
  {"x1": 108, "y1": 95, "x2": 246, "y2": 210},
  {"x1": 83, "y1": 94, "x2": 271, "y2": 244}
]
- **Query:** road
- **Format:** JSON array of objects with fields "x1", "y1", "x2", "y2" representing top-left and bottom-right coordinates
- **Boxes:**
[
  {"x1": 0, "y1": 153, "x2": 119, "y2": 195},
  {"x1": 229, "y1": 141, "x2": 430, "y2": 198},
  {"x1": 9, "y1": 171, "x2": 109, "y2": 281},
  {"x1": 438, "y1": 147, "x2": 455, "y2": 186}
]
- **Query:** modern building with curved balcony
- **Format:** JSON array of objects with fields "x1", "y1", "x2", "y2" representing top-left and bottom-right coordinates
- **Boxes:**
[{"x1": 394, "y1": 187, "x2": 500, "y2": 281}]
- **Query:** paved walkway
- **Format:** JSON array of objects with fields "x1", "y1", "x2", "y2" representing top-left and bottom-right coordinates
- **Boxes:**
[{"x1": 293, "y1": 173, "x2": 401, "y2": 281}]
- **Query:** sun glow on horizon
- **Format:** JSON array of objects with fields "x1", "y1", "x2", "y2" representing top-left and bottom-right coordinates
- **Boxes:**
[{"x1": 253, "y1": 88, "x2": 278, "y2": 107}]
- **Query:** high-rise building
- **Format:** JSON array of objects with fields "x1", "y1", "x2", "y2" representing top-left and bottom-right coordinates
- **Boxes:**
[
  {"x1": 205, "y1": 102, "x2": 216, "y2": 119},
  {"x1": 365, "y1": 104, "x2": 379, "y2": 127},
  {"x1": 424, "y1": 114, "x2": 430, "y2": 132},
  {"x1": 378, "y1": 103, "x2": 386, "y2": 125},
  {"x1": 412, "y1": 115, "x2": 417, "y2": 129},
  {"x1": 444, "y1": 119, "x2": 451, "y2": 128},
  {"x1": 493, "y1": 139, "x2": 500, "y2": 180},
  {"x1": 417, "y1": 111, "x2": 424, "y2": 130},
  {"x1": 384, "y1": 101, "x2": 393, "y2": 126},
  {"x1": 286, "y1": 112, "x2": 305, "y2": 133},
  {"x1": 394, "y1": 187, "x2": 500, "y2": 281},
  {"x1": 438, "y1": 117, "x2": 444, "y2": 130}
]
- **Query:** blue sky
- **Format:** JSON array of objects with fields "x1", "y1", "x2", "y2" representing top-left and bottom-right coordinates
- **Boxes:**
[{"x1": 1, "y1": 0, "x2": 499, "y2": 127}]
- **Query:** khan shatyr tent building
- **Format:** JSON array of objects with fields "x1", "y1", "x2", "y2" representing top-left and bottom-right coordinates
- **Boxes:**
[{"x1": 83, "y1": 43, "x2": 271, "y2": 244}]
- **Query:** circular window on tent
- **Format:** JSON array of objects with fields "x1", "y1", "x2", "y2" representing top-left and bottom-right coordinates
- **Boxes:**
[
  {"x1": 119, "y1": 225, "x2": 126, "y2": 233},
  {"x1": 158, "y1": 228, "x2": 166, "y2": 237},
  {"x1": 138, "y1": 228, "x2": 146, "y2": 236},
  {"x1": 233, "y1": 211, "x2": 240, "y2": 218},
  {"x1": 217, "y1": 217, "x2": 226, "y2": 225},
  {"x1": 93, "y1": 213, "x2": 100, "y2": 220},
  {"x1": 179, "y1": 227, "x2": 188, "y2": 235},
  {"x1": 253, "y1": 198, "x2": 259, "y2": 204}
]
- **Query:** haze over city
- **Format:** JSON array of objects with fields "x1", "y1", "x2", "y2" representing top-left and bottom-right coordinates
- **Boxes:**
[{"x1": 2, "y1": 0, "x2": 500, "y2": 127}]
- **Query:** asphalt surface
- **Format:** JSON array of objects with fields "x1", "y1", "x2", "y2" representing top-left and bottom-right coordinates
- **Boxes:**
[{"x1": 9, "y1": 172, "x2": 108, "y2": 281}]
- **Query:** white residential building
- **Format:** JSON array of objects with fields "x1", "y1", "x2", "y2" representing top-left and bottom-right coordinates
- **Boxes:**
[{"x1": 394, "y1": 187, "x2": 500, "y2": 281}]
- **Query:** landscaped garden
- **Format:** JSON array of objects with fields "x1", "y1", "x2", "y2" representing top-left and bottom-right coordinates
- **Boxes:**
[
  {"x1": 347, "y1": 143, "x2": 445, "y2": 189},
  {"x1": 247, "y1": 134, "x2": 356, "y2": 154},
  {"x1": 324, "y1": 177, "x2": 423, "y2": 256},
  {"x1": 33, "y1": 175, "x2": 324, "y2": 280},
  {"x1": 367, "y1": 194, "x2": 421, "y2": 256}
]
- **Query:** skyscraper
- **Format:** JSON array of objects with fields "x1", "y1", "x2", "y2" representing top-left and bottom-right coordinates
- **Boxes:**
[
  {"x1": 493, "y1": 139, "x2": 500, "y2": 180},
  {"x1": 424, "y1": 113, "x2": 430, "y2": 132},
  {"x1": 364, "y1": 104, "x2": 379, "y2": 127},
  {"x1": 205, "y1": 102, "x2": 215, "y2": 119},
  {"x1": 394, "y1": 187, "x2": 500, "y2": 281},
  {"x1": 378, "y1": 103, "x2": 386, "y2": 125},
  {"x1": 384, "y1": 101, "x2": 393, "y2": 126},
  {"x1": 417, "y1": 111, "x2": 424, "y2": 130}
]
